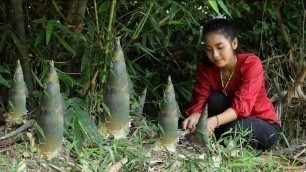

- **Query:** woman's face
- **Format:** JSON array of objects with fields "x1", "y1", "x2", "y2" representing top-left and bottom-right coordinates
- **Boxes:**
[{"x1": 204, "y1": 32, "x2": 238, "y2": 68}]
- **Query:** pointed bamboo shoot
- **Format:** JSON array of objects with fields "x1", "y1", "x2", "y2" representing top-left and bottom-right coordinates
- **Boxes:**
[
  {"x1": 190, "y1": 104, "x2": 210, "y2": 149},
  {"x1": 103, "y1": 38, "x2": 130, "y2": 139},
  {"x1": 7, "y1": 60, "x2": 28, "y2": 124},
  {"x1": 157, "y1": 76, "x2": 180, "y2": 152},
  {"x1": 37, "y1": 61, "x2": 64, "y2": 158}
]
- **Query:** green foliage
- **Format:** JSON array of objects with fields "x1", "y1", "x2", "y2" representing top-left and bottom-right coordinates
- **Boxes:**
[{"x1": 0, "y1": 0, "x2": 305, "y2": 167}]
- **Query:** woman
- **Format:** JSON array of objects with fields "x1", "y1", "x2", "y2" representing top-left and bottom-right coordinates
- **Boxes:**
[{"x1": 182, "y1": 16, "x2": 281, "y2": 151}]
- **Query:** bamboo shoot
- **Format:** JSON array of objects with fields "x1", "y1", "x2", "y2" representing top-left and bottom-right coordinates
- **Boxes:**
[
  {"x1": 157, "y1": 76, "x2": 180, "y2": 152},
  {"x1": 7, "y1": 60, "x2": 28, "y2": 124},
  {"x1": 37, "y1": 61, "x2": 64, "y2": 158},
  {"x1": 103, "y1": 38, "x2": 130, "y2": 139},
  {"x1": 190, "y1": 104, "x2": 210, "y2": 149}
]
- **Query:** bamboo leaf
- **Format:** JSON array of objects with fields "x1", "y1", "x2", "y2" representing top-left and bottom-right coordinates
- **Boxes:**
[
  {"x1": 9, "y1": 31, "x2": 27, "y2": 57},
  {"x1": 50, "y1": 20, "x2": 75, "y2": 35},
  {"x1": 166, "y1": 20, "x2": 182, "y2": 25},
  {"x1": 0, "y1": 74, "x2": 10, "y2": 88},
  {"x1": 171, "y1": 1, "x2": 200, "y2": 26},
  {"x1": 81, "y1": 48, "x2": 90, "y2": 72},
  {"x1": 87, "y1": 21, "x2": 95, "y2": 42},
  {"x1": 217, "y1": 0, "x2": 232, "y2": 18},
  {"x1": 208, "y1": 0, "x2": 219, "y2": 13},
  {"x1": 70, "y1": 110, "x2": 82, "y2": 156},
  {"x1": 102, "y1": 103, "x2": 111, "y2": 117},
  {"x1": 0, "y1": 29, "x2": 9, "y2": 53},
  {"x1": 35, "y1": 123, "x2": 45, "y2": 138},
  {"x1": 98, "y1": 0, "x2": 110, "y2": 13},
  {"x1": 169, "y1": 4, "x2": 177, "y2": 20},
  {"x1": 57, "y1": 72, "x2": 76, "y2": 88},
  {"x1": 72, "y1": 104, "x2": 102, "y2": 146},
  {"x1": 132, "y1": 0, "x2": 156, "y2": 39},
  {"x1": 53, "y1": 32, "x2": 76, "y2": 57},
  {"x1": 134, "y1": 43, "x2": 161, "y2": 63},
  {"x1": 0, "y1": 66, "x2": 11, "y2": 74},
  {"x1": 35, "y1": 30, "x2": 45, "y2": 46},
  {"x1": 32, "y1": 18, "x2": 48, "y2": 24},
  {"x1": 46, "y1": 21, "x2": 53, "y2": 45},
  {"x1": 31, "y1": 71, "x2": 45, "y2": 89}
]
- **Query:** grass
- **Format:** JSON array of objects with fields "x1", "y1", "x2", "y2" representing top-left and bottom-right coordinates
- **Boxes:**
[{"x1": 0, "y1": 114, "x2": 303, "y2": 172}]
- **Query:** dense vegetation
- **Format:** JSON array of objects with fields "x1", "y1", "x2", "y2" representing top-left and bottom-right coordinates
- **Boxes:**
[{"x1": 0, "y1": 0, "x2": 305, "y2": 171}]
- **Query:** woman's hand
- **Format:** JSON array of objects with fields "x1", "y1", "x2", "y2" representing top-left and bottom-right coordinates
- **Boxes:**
[
  {"x1": 182, "y1": 113, "x2": 201, "y2": 133},
  {"x1": 206, "y1": 116, "x2": 219, "y2": 136}
]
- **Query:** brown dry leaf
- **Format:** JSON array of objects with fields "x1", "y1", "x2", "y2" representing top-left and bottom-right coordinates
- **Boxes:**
[
  {"x1": 26, "y1": 132, "x2": 35, "y2": 148},
  {"x1": 22, "y1": 151, "x2": 31, "y2": 158},
  {"x1": 17, "y1": 159, "x2": 27, "y2": 172},
  {"x1": 106, "y1": 157, "x2": 128, "y2": 172}
]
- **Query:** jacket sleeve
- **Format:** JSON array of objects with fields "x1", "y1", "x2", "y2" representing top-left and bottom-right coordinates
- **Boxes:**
[
  {"x1": 232, "y1": 55, "x2": 264, "y2": 118},
  {"x1": 185, "y1": 61, "x2": 212, "y2": 116}
]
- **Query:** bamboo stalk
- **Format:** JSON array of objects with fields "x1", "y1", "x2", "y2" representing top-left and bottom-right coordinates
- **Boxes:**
[
  {"x1": 132, "y1": 0, "x2": 156, "y2": 39},
  {"x1": 157, "y1": 76, "x2": 180, "y2": 152},
  {"x1": 37, "y1": 61, "x2": 65, "y2": 158},
  {"x1": 102, "y1": 0, "x2": 117, "y2": 84},
  {"x1": 10, "y1": 0, "x2": 35, "y2": 100}
]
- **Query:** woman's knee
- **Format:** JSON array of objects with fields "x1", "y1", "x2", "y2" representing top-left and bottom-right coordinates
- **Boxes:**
[{"x1": 207, "y1": 92, "x2": 231, "y2": 117}]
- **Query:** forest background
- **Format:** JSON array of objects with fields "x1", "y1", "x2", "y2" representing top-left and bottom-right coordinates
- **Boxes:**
[{"x1": 0, "y1": 0, "x2": 305, "y2": 171}]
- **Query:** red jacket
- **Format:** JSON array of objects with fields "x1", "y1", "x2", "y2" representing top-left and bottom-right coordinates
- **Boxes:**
[{"x1": 185, "y1": 53, "x2": 279, "y2": 122}]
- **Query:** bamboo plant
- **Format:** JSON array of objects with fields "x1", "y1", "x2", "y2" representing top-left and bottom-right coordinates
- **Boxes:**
[
  {"x1": 190, "y1": 104, "x2": 210, "y2": 149},
  {"x1": 135, "y1": 87, "x2": 147, "y2": 115},
  {"x1": 7, "y1": 60, "x2": 28, "y2": 124},
  {"x1": 156, "y1": 76, "x2": 180, "y2": 152},
  {"x1": 102, "y1": 38, "x2": 130, "y2": 139},
  {"x1": 37, "y1": 61, "x2": 64, "y2": 158}
]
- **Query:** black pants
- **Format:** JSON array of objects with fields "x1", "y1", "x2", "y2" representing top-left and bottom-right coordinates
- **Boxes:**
[{"x1": 206, "y1": 92, "x2": 281, "y2": 151}]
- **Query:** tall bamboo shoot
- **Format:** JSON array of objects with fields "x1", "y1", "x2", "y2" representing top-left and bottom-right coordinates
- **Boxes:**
[
  {"x1": 190, "y1": 104, "x2": 210, "y2": 149},
  {"x1": 157, "y1": 76, "x2": 180, "y2": 152},
  {"x1": 7, "y1": 60, "x2": 28, "y2": 124},
  {"x1": 37, "y1": 61, "x2": 64, "y2": 158},
  {"x1": 103, "y1": 38, "x2": 130, "y2": 139}
]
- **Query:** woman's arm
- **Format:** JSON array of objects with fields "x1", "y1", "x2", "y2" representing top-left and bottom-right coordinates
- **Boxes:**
[{"x1": 207, "y1": 108, "x2": 237, "y2": 136}]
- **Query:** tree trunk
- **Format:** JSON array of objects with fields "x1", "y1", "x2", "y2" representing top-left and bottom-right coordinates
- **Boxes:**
[
  {"x1": 64, "y1": 0, "x2": 89, "y2": 92},
  {"x1": 10, "y1": 0, "x2": 35, "y2": 97},
  {"x1": 65, "y1": 0, "x2": 88, "y2": 26}
]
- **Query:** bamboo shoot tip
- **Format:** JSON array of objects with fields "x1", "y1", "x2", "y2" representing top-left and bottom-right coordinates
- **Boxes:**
[
  {"x1": 167, "y1": 75, "x2": 172, "y2": 83},
  {"x1": 50, "y1": 60, "x2": 54, "y2": 67},
  {"x1": 115, "y1": 37, "x2": 121, "y2": 45},
  {"x1": 142, "y1": 87, "x2": 147, "y2": 94}
]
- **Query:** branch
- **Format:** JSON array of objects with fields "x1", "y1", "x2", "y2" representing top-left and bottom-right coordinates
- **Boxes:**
[
  {"x1": 0, "y1": 119, "x2": 35, "y2": 140},
  {"x1": 276, "y1": 6, "x2": 299, "y2": 73},
  {"x1": 284, "y1": 66, "x2": 306, "y2": 103},
  {"x1": 158, "y1": 8, "x2": 182, "y2": 26}
]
